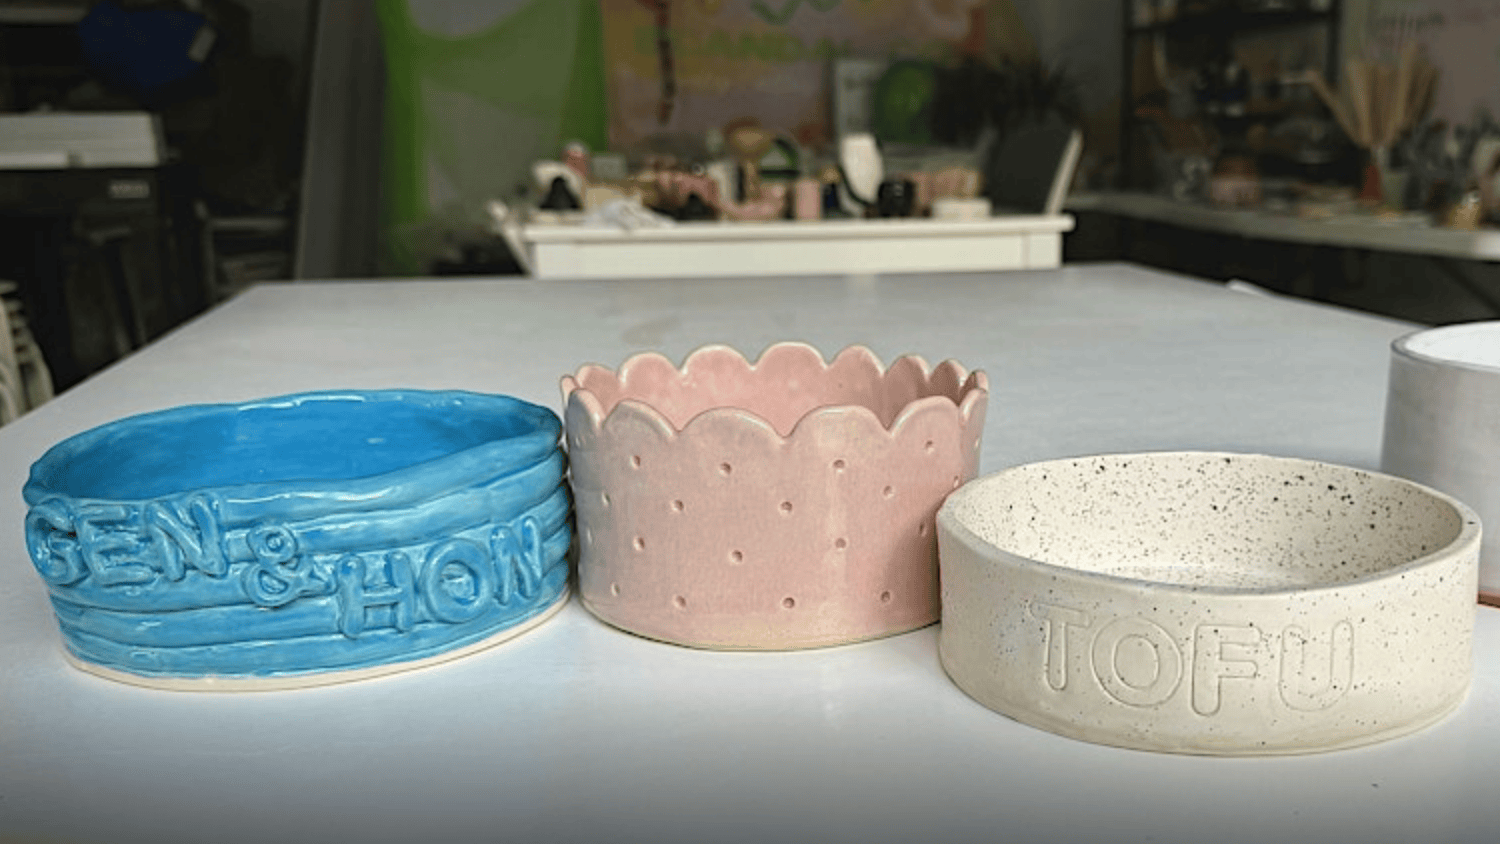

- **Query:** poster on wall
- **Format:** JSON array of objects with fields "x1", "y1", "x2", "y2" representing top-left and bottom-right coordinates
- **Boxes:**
[{"x1": 599, "y1": 0, "x2": 1014, "y2": 153}]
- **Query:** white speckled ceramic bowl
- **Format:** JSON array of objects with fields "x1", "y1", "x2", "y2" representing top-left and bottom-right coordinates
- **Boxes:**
[
  {"x1": 1382, "y1": 321, "x2": 1500, "y2": 603},
  {"x1": 563, "y1": 342, "x2": 987, "y2": 650},
  {"x1": 937, "y1": 452, "x2": 1479, "y2": 756}
]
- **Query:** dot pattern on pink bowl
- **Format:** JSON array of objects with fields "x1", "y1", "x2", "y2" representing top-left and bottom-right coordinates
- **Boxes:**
[{"x1": 562, "y1": 342, "x2": 988, "y2": 650}]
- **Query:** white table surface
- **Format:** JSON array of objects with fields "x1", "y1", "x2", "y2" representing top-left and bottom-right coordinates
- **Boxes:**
[{"x1": 1, "y1": 263, "x2": 1496, "y2": 844}]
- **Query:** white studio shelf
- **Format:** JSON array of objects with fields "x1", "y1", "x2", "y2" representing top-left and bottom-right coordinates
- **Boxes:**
[{"x1": 507, "y1": 215, "x2": 1076, "y2": 278}]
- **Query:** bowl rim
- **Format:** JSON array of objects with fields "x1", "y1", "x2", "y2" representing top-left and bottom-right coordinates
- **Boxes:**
[
  {"x1": 561, "y1": 340, "x2": 988, "y2": 439},
  {"x1": 23, "y1": 388, "x2": 562, "y2": 508},
  {"x1": 938, "y1": 450, "x2": 1482, "y2": 599},
  {"x1": 1393, "y1": 321, "x2": 1500, "y2": 376}
]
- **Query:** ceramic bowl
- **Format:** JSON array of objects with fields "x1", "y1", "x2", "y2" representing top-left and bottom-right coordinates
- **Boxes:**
[
  {"x1": 937, "y1": 451, "x2": 1478, "y2": 755},
  {"x1": 23, "y1": 390, "x2": 572, "y2": 690},
  {"x1": 562, "y1": 342, "x2": 988, "y2": 650},
  {"x1": 1382, "y1": 321, "x2": 1500, "y2": 603}
]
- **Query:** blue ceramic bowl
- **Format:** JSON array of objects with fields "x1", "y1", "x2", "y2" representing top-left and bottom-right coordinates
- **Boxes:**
[{"x1": 23, "y1": 390, "x2": 571, "y2": 690}]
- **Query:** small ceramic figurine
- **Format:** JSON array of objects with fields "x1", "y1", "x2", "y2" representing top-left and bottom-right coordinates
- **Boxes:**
[
  {"x1": 562, "y1": 140, "x2": 591, "y2": 182},
  {"x1": 819, "y1": 164, "x2": 845, "y2": 216},
  {"x1": 719, "y1": 181, "x2": 788, "y2": 221},
  {"x1": 640, "y1": 157, "x2": 790, "y2": 222},
  {"x1": 1209, "y1": 153, "x2": 1260, "y2": 207},
  {"x1": 724, "y1": 118, "x2": 777, "y2": 202},
  {"x1": 876, "y1": 178, "x2": 916, "y2": 217},
  {"x1": 794, "y1": 175, "x2": 821, "y2": 220},
  {"x1": 533, "y1": 160, "x2": 582, "y2": 209},
  {"x1": 649, "y1": 166, "x2": 725, "y2": 220},
  {"x1": 540, "y1": 176, "x2": 580, "y2": 211},
  {"x1": 838, "y1": 133, "x2": 883, "y2": 215},
  {"x1": 905, "y1": 165, "x2": 983, "y2": 217},
  {"x1": 932, "y1": 165, "x2": 981, "y2": 200},
  {"x1": 653, "y1": 167, "x2": 721, "y2": 210},
  {"x1": 1447, "y1": 190, "x2": 1483, "y2": 230}
]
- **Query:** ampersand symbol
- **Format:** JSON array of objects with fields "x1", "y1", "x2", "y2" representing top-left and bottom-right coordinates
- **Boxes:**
[{"x1": 241, "y1": 524, "x2": 324, "y2": 606}]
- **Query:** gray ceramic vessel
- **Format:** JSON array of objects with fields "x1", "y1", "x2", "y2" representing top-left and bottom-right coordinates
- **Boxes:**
[{"x1": 1382, "y1": 322, "x2": 1500, "y2": 602}]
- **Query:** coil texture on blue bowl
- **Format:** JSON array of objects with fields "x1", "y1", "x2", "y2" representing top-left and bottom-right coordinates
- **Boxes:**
[{"x1": 22, "y1": 390, "x2": 572, "y2": 690}]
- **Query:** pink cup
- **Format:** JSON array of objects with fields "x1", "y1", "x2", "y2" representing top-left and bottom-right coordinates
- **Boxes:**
[
  {"x1": 561, "y1": 342, "x2": 988, "y2": 650},
  {"x1": 794, "y1": 176, "x2": 822, "y2": 220}
]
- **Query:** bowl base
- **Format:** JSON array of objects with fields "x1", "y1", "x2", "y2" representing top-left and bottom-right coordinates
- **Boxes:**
[
  {"x1": 63, "y1": 589, "x2": 570, "y2": 692},
  {"x1": 941, "y1": 653, "x2": 1471, "y2": 756},
  {"x1": 582, "y1": 596, "x2": 935, "y2": 650}
]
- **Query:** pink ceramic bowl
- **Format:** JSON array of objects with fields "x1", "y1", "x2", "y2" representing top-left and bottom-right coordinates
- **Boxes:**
[{"x1": 561, "y1": 342, "x2": 988, "y2": 650}]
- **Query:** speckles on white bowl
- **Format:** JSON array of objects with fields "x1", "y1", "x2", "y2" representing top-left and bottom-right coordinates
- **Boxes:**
[
  {"x1": 563, "y1": 342, "x2": 987, "y2": 650},
  {"x1": 937, "y1": 452, "x2": 1479, "y2": 755}
]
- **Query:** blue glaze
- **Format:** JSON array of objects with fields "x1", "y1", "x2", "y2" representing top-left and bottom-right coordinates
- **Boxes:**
[{"x1": 22, "y1": 390, "x2": 571, "y2": 685}]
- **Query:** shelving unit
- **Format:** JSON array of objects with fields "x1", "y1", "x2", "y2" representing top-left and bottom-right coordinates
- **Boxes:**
[
  {"x1": 1127, "y1": 4, "x2": 1338, "y2": 38},
  {"x1": 1119, "y1": 1, "x2": 1343, "y2": 190},
  {"x1": 197, "y1": 204, "x2": 293, "y2": 304}
]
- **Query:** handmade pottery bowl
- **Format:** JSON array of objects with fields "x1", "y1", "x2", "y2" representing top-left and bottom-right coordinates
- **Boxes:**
[
  {"x1": 937, "y1": 452, "x2": 1478, "y2": 755},
  {"x1": 23, "y1": 390, "x2": 572, "y2": 690},
  {"x1": 1382, "y1": 321, "x2": 1500, "y2": 602},
  {"x1": 562, "y1": 342, "x2": 988, "y2": 650}
]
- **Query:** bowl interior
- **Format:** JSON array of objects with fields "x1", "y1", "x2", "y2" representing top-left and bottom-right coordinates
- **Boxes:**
[
  {"x1": 1401, "y1": 321, "x2": 1500, "y2": 370},
  {"x1": 945, "y1": 453, "x2": 1465, "y2": 591},
  {"x1": 575, "y1": 346, "x2": 970, "y2": 436},
  {"x1": 36, "y1": 392, "x2": 546, "y2": 501}
]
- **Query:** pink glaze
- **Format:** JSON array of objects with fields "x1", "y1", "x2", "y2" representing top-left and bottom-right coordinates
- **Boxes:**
[{"x1": 561, "y1": 343, "x2": 988, "y2": 650}]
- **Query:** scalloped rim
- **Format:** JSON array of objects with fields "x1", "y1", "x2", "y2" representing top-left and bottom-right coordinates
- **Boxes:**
[{"x1": 561, "y1": 342, "x2": 988, "y2": 441}]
